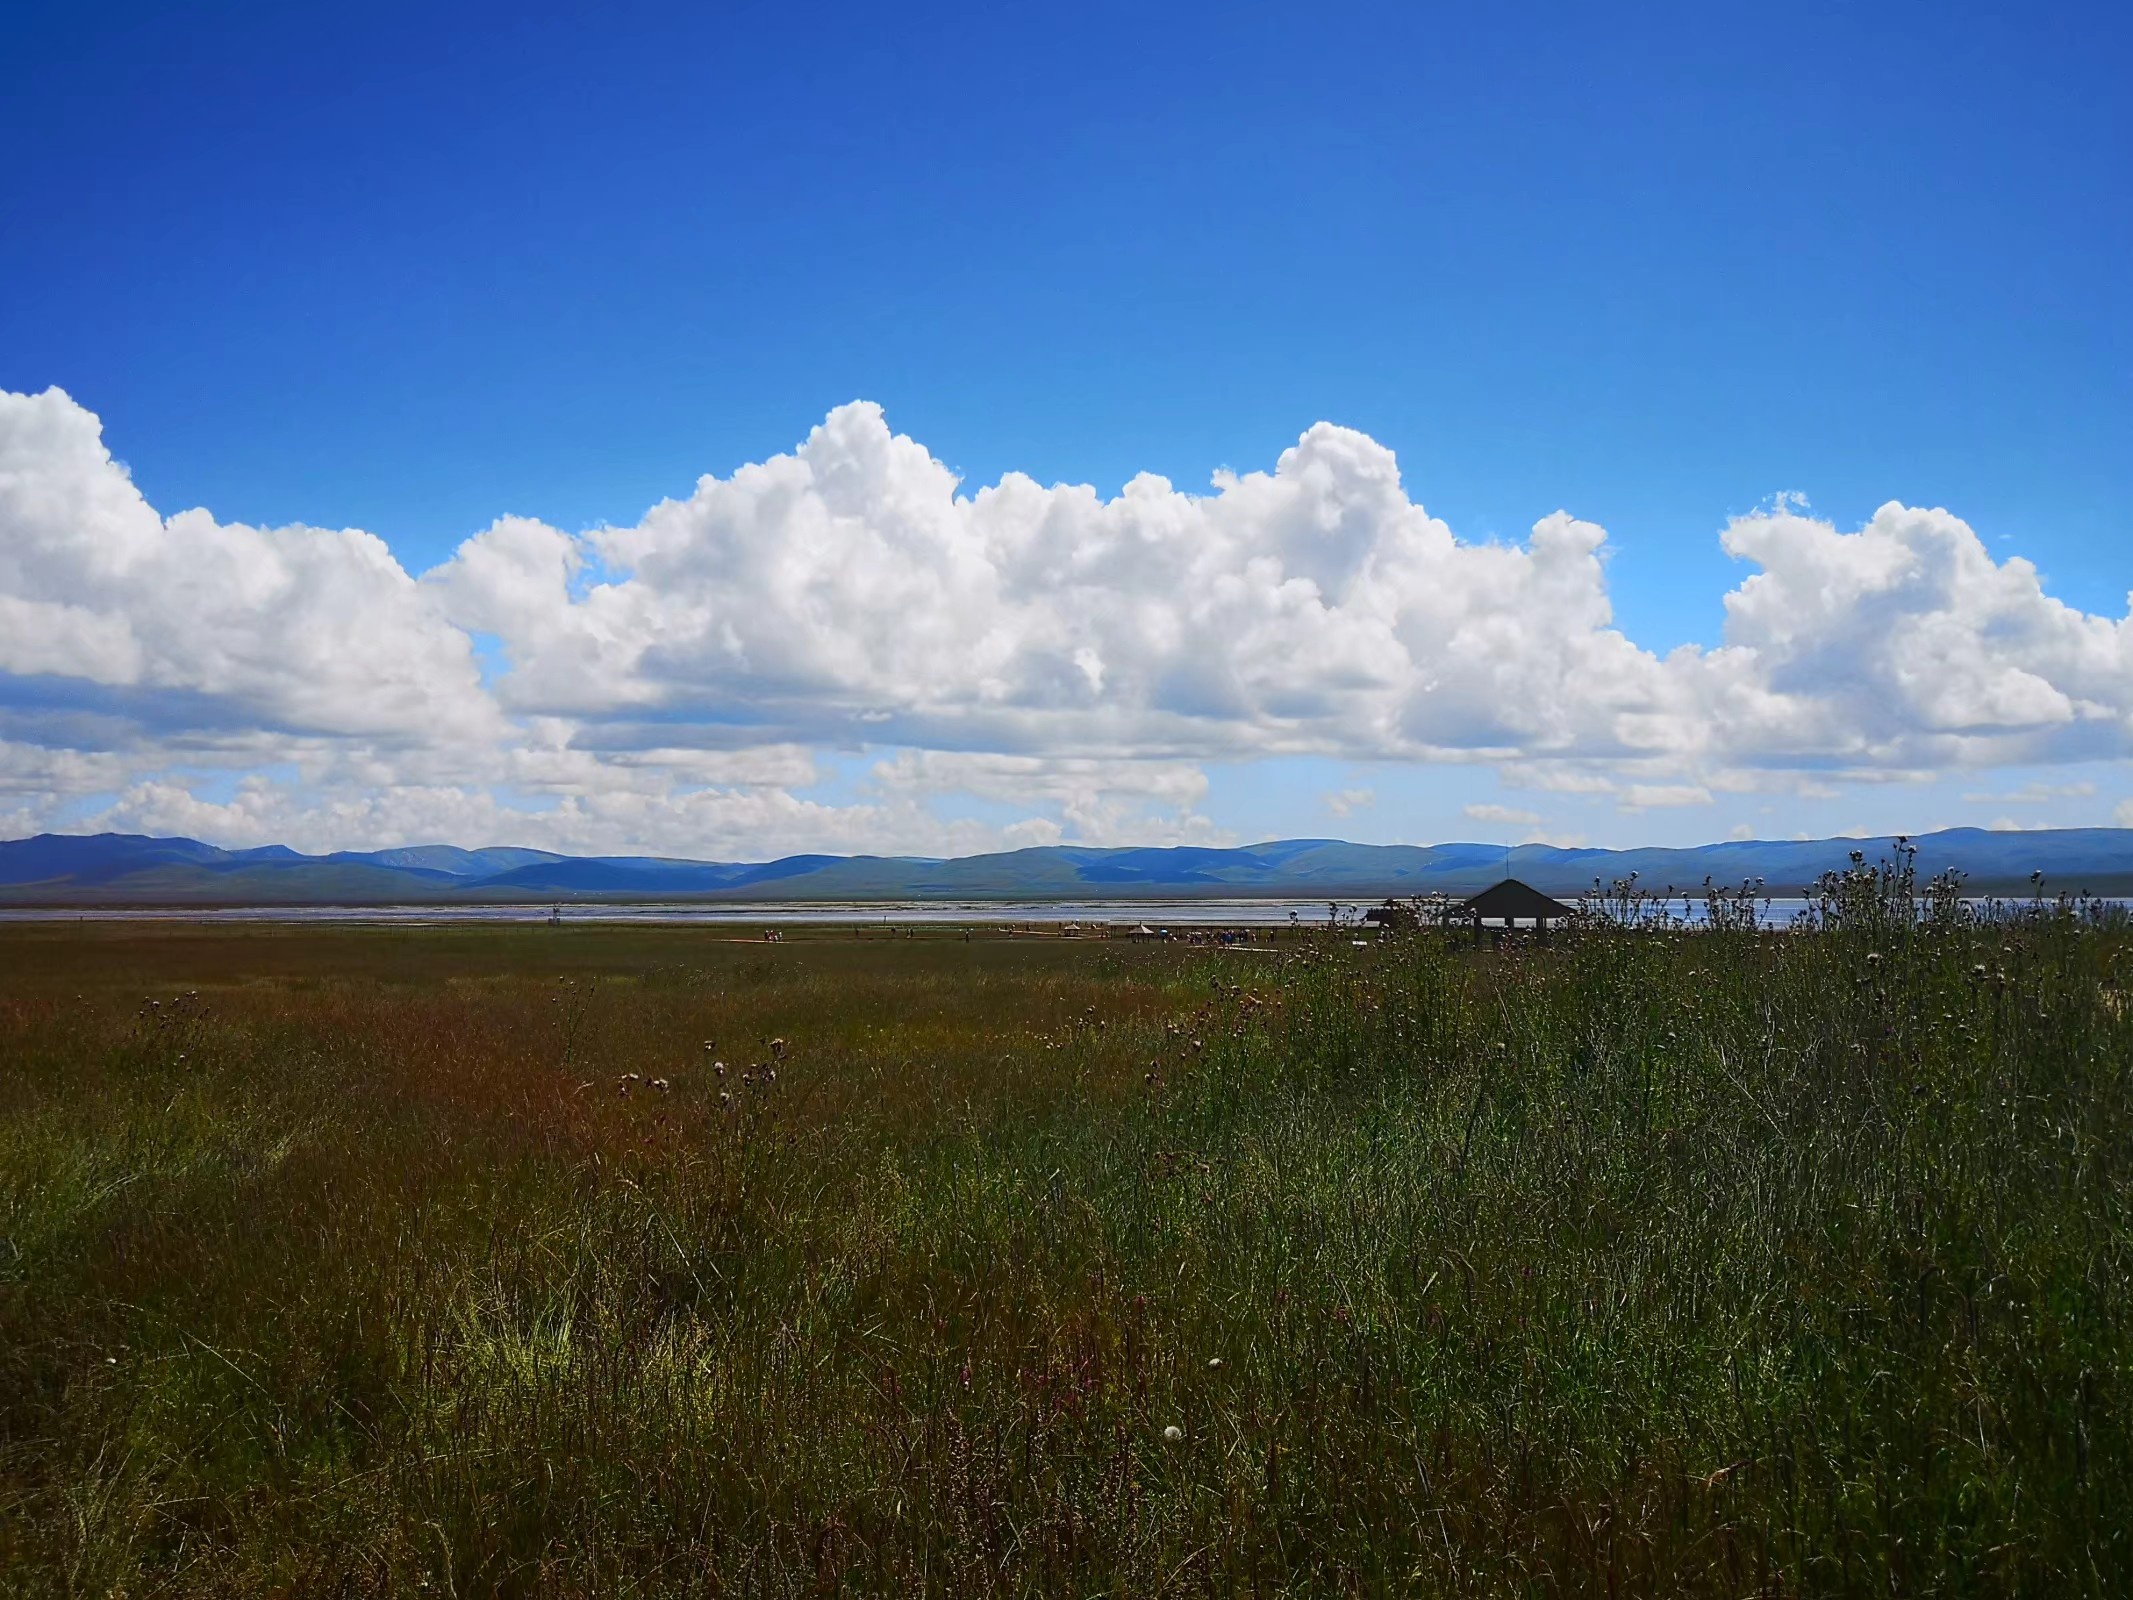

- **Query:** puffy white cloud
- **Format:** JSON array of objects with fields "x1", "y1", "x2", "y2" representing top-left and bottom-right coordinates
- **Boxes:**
[
  {"x1": 1717, "y1": 500, "x2": 2133, "y2": 764},
  {"x1": 0, "y1": 739, "x2": 132, "y2": 799},
  {"x1": 0, "y1": 388, "x2": 497, "y2": 744},
  {"x1": 1325, "y1": 787, "x2": 1375, "y2": 818},
  {"x1": 427, "y1": 405, "x2": 1702, "y2": 762},
  {"x1": 431, "y1": 404, "x2": 2133, "y2": 778},
  {"x1": 3, "y1": 388, "x2": 2130, "y2": 855}
]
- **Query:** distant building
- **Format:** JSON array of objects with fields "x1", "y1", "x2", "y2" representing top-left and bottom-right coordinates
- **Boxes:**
[{"x1": 1455, "y1": 879, "x2": 1574, "y2": 941}]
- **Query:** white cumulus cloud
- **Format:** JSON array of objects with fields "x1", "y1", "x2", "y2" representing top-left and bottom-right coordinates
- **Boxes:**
[
  {"x1": 1324, "y1": 787, "x2": 1375, "y2": 818},
  {"x1": 1717, "y1": 500, "x2": 2133, "y2": 764},
  {"x1": 0, "y1": 389, "x2": 497, "y2": 745},
  {"x1": 2, "y1": 387, "x2": 2129, "y2": 855}
]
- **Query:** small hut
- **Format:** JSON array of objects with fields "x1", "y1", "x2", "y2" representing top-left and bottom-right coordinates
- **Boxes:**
[
  {"x1": 1455, "y1": 879, "x2": 1574, "y2": 943},
  {"x1": 1363, "y1": 897, "x2": 1429, "y2": 932}
]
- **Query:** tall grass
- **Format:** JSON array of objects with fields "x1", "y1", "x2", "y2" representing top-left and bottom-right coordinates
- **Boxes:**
[{"x1": 1, "y1": 905, "x2": 2128, "y2": 1594}]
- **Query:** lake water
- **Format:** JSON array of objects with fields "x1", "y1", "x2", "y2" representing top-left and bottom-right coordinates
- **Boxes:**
[
  {"x1": 0, "y1": 895, "x2": 2109, "y2": 929},
  {"x1": 0, "y1": 898, "x2": 1390, "y2": 928}
]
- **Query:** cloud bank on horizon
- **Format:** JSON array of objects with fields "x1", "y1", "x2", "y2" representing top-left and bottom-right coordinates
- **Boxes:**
[{"x1": 3, "y1": 385, "x2": 2130, "y2": 858}]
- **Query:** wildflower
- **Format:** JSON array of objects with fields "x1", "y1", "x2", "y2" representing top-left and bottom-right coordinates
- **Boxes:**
[
  {"x1": 1206, "y1": 1357, "x2": 1224, "y2": 1370},
  {"x1": 1163, "y1": 1425, "x2": 1184, "y2": 1443}
]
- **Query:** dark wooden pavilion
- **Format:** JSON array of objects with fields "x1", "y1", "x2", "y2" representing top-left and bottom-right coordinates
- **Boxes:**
[{"x1": 1454, "y1": 878, "x2": 1575, "y2": 941}]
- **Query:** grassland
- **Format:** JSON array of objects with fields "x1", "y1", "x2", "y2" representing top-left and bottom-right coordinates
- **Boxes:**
[{"x1": 1, "y1": 904, "x2": 2129, "y2": 1595}]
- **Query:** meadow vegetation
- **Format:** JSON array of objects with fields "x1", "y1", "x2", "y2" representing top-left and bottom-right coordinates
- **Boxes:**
[{"x1": 2, "y1": 882, "x2": 2130, "y2": 1594}]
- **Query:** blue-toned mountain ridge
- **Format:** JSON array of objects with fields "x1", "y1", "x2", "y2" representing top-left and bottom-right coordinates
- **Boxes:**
[{"x1": 3, "y1": 828, "x2": 2132, "y2": 904}]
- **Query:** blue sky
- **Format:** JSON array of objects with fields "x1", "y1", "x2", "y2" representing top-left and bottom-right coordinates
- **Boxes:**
[{"x1": 1, "y1": 0, "x2": 2129, "y2": 857}]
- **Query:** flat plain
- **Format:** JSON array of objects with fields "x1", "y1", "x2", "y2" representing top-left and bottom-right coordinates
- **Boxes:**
[{"x1": 2, "y1": 906, "x2": 2128, "y2": 1595}]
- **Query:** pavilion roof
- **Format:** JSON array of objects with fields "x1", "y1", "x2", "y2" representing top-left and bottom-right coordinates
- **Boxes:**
[{"x1": 1458, "y1": 878, "x2": 1576, "y2": 920}]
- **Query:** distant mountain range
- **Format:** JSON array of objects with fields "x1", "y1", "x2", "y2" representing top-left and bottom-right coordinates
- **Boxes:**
[{"x1": 3, "y1": 827, "x2": 2132, "y2": 905}]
